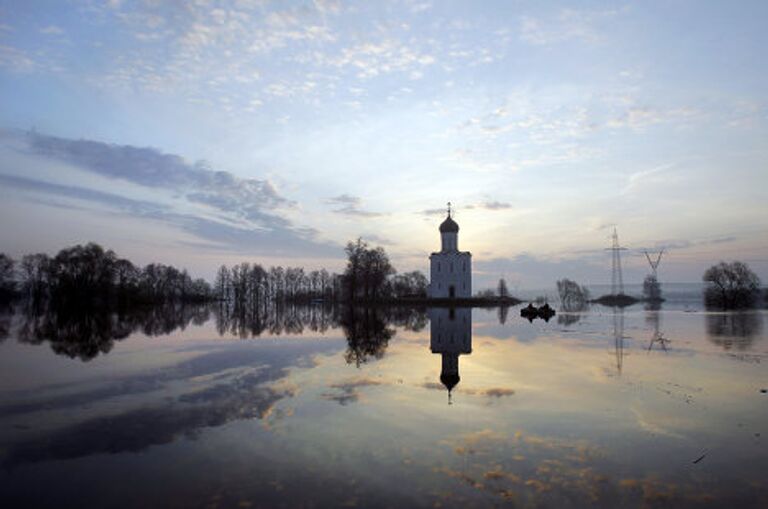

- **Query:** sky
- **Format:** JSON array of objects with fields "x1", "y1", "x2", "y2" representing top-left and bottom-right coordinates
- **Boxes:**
[{"x1": 1, "y1": 0, "x2": 767, "y2": 290}]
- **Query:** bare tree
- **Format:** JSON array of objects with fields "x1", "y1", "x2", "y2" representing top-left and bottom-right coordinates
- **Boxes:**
[
  {"x1": 497, "y1": 278, "x2": 509, "y2": 298},
  {"x1": 557, "y1": 278, "x2": 590, "y2": 311}
]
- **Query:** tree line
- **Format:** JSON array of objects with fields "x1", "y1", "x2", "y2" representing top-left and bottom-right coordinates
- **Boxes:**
[
  {"x1": 212, "y1": 238, "x2": 427, "y2": 308},
  {"x1": 0, "y1": 244, "x2": 211, "y2": 307},
  {"x1": 0, "y1": 238, "x2": 429, "y2": 308}
]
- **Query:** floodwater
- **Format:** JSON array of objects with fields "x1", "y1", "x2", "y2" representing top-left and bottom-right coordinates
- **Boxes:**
[{"x1": 0, "y1": 300, "x2": 766, "y2": 508}]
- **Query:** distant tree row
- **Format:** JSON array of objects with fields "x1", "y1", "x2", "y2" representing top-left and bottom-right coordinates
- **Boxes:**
[
  {"x1": 1, "y1": 239, "x2": 430, "y2": 309},
  {"x1": 213, "y1": 238, "x2": 428, "y2": 306},
  {"x1": 214, "y1": 263, "x2": 341, "y2": 306},
  {"x1": 0, "y1": 243, "x2": 212, "y2": 306}
]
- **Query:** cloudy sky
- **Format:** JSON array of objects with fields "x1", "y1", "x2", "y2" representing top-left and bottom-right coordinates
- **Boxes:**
[{"x1": 1, "y1": 0, "x2": 767, "y2": 289}]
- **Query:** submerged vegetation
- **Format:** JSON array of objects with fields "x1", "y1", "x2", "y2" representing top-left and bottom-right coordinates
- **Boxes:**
[{"x1": 703, "y1": 261, "x2": 762, "y2": 309}]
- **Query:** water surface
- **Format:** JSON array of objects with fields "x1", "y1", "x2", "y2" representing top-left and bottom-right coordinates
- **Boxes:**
[{"x1": 0, "y1": 301, "x2": 766, "y2": 508}]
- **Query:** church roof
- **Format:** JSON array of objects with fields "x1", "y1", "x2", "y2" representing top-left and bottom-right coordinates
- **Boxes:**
[{"x1": 439, "y1": 214, "x2": 459, "y2": 233}]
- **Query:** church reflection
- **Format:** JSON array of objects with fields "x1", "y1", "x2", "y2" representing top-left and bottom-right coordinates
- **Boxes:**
[{"x1": 428, "y1": 307, "x2": 472, "y2": 404}]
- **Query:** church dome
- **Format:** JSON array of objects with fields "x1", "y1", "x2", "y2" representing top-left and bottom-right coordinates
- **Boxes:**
[
  {"x1": 439, "y1": 215, "x2": 459, "y2": 233},
  {"x1": 440, "y1": 373, "x2": 460, "y2": 392}
]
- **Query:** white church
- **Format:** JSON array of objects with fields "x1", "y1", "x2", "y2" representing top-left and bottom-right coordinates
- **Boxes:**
[{"x1": 427, "y1": 204, "x2": 472, "y2": 298}]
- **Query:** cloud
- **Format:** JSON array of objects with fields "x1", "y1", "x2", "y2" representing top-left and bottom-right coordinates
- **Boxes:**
[
  {"x1": 622, "y1": 163, "x2": 676, "y2": 195},
  {"x1": 473, "y1": 253, "x2": 613, "y2": 290},
  {"x1": 29, "y1": 132, "x2": 288, "y2": 207},
  {"x1": 326, "y1": 194, "x2": 384, "y2": 217},
  {"x1": 420, "y1": 201, "x2": 509, "y2": 216},
  {"x1": 39, "y1": 25, "x2": 65, "y2": 35},
  {"x1": 606, "y1": 107, "x2": 702, "y2": 130},
  {"x1": 480, "y1": 201, "x2": 511, "y2": 210},
  {"x1": 519, "y1": 8, "x2": 618, "y2": 46},
  {"x1": 360, "y1": 233, "x2": 396, "y2": 246},
  {"x1": 3, "y1": 131, "x2": 339, "y2": 257},
  {"x1": 0, "y1": 173, "x2": 166, "y2": 216},
  {"x1": 0, "y1": 44, "x2": 38, "y2": 72}
]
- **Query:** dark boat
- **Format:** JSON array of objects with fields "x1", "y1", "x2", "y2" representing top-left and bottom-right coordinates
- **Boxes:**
[
  {"x1": 538, "y1": 303, "x2": 556, "y2": 321},
  {"x1": 520, "y1": 303, "x2": 556, "y2": 322},
  {"x1": 520, "y1": 303, "x2": 538, "y2": 322}
]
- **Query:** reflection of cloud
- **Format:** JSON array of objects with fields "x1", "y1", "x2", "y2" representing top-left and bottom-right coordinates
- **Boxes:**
[
  {"x1": 3, "y1": 382, "x2": 290, "y2": 468},
  {"x1": 480, "y1": 387, "x2": 515, "y2": 398},
  {"x1": 0, "y1": 342, "x2": 338, "y2": 468},
  {"x1": 434, "y1": 426, "x2": 734, "y2": 506},
  {"x1": 322, "y1": 377, "x2": 383, "y2": 405}
]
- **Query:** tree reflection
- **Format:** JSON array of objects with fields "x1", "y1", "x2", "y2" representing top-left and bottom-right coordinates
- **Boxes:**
[
  {"x1": 557, "y1": 313, "x2": 581, "y2": 326},
  {"x1": 706, "y1": 312, "x2": 763, "y2": 350},
  {"x1": 0, "y1": 302, "x2": 12, "y2": 343},
  {"x1": 17, "y1": 303, "x2": 211, "y2": 361},
  {"x1": 497, "y1": 305, "x2": 509, "y2": 325},
  {"x1": 11, "y1": 302, "x2": 427, "y2": 363},
  {"x1": 339, "y1": 307, "x2": 395, "y2": 367}
]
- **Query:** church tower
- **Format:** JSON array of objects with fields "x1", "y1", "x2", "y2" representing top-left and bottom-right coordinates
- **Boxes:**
[{"x1": 428, "y1": 203, "x2": 472, "y2": 298}]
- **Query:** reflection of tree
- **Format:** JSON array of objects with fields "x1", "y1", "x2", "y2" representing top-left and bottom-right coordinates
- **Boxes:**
[
  {"x1": 645, "y1": 308, "x2": 670, "y2": 352},
  {"x1": 215, "y1": 302, "x2": 335, "y2": 338},
  {"x1": 17, "y1": 303, "x2": 211, "y2": 361},
  {"x1": 497, "y1": 305, "x2": 509, "y2": 325},
  {"x1": 557, "y1": 313, "x2": 581, "y2": 326},
  {"x1": 13, "y1": 303, "x2": 426, "y2": 363},
  {"x1": 0, "y1": 304, "x2": 12, "y2": 343},
  {"x1": 340, "y1": 307, "x2": 395, "y2": 367},
  {"x1": 706, "y1": 312, "x2": 763, "y2": 350}
]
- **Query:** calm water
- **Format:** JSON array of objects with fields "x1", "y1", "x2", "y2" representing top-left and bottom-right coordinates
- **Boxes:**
[{"x1": 0, "y1": 299, "x2": 766, "y2": 508}]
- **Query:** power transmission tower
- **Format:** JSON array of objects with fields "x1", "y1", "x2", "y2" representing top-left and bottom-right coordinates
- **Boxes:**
[
  {"x1": 644, "y1": 249, "x2": 664, "y2": 278},
  {"x1": 606, "y1": 227, "x2": 627, "y2": 296}
]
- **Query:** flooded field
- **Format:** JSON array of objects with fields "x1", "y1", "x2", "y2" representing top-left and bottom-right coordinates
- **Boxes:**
[{"x1": 0, "y1": 302, "x2": 766, "y2": 508}]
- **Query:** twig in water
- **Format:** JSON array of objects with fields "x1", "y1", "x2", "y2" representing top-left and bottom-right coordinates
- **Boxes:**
[{"x1": 692, "y1": 450, "x2": 708, "y2": 464}]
